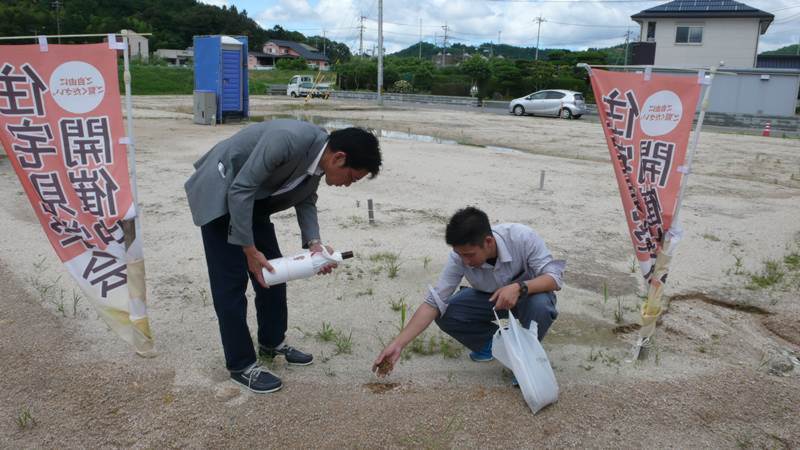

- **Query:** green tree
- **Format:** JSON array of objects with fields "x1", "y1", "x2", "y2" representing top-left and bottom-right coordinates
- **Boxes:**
[
  {"x1": 276, "y1": 58, "x2": 308, "y2": 71},
  {"x1": 460, "y1": 55, "x2": 491, "y2": 83}
]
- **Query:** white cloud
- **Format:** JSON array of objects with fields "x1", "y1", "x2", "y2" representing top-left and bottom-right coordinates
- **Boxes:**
[{"x1": 246, "y1": 0, "x2": 800, "y2": 53}]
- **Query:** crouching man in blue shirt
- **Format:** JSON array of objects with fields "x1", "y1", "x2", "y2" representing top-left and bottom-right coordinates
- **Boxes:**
[{"x1": 372, "y1": 206, "x2": 565, "y2": 378}]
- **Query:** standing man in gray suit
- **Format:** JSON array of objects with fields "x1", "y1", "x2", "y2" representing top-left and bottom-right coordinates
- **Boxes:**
[{"x1": 185, "y1": 119, "x2": 381, "y2": 393}]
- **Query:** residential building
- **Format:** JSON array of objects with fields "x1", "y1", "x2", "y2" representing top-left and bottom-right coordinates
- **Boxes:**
[
  {"x1": 154, "y1": 48, "x2": 193, "y2": 66},
  {"x1": 110, "y1": 29, "x2": 149, "y2": 63},
  {"x1": 630, "y1": 0, "x2": 774, "y2": 68},
  {"x1": 252, "y1": 40, "x2": 330, "y2": 71}
]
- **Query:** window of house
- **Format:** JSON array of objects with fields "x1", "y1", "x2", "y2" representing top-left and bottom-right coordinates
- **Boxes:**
[
  {"x1": 646, "y1": 22, "x2": 656, "y2": 40},
  {"x1": 675, "y1": 26, "x2": 703, "y2": 44}
]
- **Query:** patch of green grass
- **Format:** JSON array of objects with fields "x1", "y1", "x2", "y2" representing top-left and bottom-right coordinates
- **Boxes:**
[
  {"x1": 784, "y1": 252, "x2": 800, "y2": 271},
  {"x1": 334, "y1": 330, "x2": 353, "y2": 355},
  {"x1": 315, "y1": 322, "x2": 337, "y2": 342},
  {"x1": 315, "y1": 322, "x2": 354, "y2": 355},
  {"x1": 16, "y1": 407, "x2": 36, "y2": 430},
  {"x1": 701, "y1": 233, "x2": 721, "y2": 242},
  {"x1": 123, "y1": 63, "x2": 337, "y2": 96},
  {"x1": 746, "y1": 259, "x2": 785, "y2": 289},
  {"x1": 355, "y1": 288, "x2": 374, "y2": 297},
  {"x1": 124, "y1": 63, "x2": 193, "y2": 95},
  {"x1": 629, "y1": 257, "x2": 638, "y2": 273},
  {"x1": 370, "y1": 252, "x2": 402, "y2": 279},
  {"x1": 404, "y1": 334, "x2": 463, "y2": 359}
]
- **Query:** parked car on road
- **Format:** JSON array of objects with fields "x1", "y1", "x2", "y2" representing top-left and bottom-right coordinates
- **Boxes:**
[{"x1": 509, "y1": 89, "x2": 586, "y2": 119}]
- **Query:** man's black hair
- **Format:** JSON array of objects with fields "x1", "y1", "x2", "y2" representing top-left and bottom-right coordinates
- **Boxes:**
[
  {"x1": 329, "y1": 127, "x2": 382, "y2": 178},
  {"x1": 445, "y1": 206, "x2": 492, "y2": 247}
]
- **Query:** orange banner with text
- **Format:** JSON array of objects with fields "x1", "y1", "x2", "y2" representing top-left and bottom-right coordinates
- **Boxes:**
[
  {"x1": 589, "y1": 69, "x2": 702, "y2": 279},
  {"x1": 0, "y1": 42, "x2": 152, "y2": 352}
]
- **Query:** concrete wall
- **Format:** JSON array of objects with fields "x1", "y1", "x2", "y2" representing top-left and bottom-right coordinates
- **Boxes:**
[
  {"x1": 707, "y1": 72, "x2": 800, "y2": 116},
  {"x1": 649, "y1": 18, "x2": 761, "y2": 69}
]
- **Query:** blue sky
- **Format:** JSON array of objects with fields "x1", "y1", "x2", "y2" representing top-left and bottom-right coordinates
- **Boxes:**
[{"x1": 199, "y1": 0, "x2": 800, "y2": 54}]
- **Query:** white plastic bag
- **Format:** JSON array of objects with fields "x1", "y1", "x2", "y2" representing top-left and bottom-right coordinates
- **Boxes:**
[{"x1": 491, "y1": 309, "x2": 559, "y2": 414}]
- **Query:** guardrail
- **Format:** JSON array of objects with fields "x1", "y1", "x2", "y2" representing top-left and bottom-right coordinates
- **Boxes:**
[
  {"x1": 266, "y1": 84, "x2": 287, "y2": 95},
  {"x1": 330, "y1": 91, "x2": 482, "y2": 107}
]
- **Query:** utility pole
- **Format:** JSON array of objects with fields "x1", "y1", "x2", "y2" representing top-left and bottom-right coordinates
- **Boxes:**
[
  {"x1": 496, "y1": 30, "x2": 501, "y2": 57},
  {"x1": 534, "y1": 16, "x2": 546, "y2": 60},
  {"x1": 322, "y1": 30, "x2": 326, "y2": 56},
  {"x1": 441, "y1": 23, "x2": 449, "y2": 67},
  {"x1": 419, "y1": 18, "x2": 422, "y2": 60},
  {"x1": 623, "y1": 29, "x2": 632, "y2": 65},
  {"x1": 359, "y1": 15, "x2": 366, "y2": 57},
  {"x1": 52, "y1": 0, "x2": 62, "y2": 43},
  {"x1": 377, "y1": 0, "x2": 383, "y2": 106}
]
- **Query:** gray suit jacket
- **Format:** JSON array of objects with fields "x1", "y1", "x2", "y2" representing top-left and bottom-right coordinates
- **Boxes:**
[{"x1": 184, "y1": 119, "x2": 329, "y2": 247}]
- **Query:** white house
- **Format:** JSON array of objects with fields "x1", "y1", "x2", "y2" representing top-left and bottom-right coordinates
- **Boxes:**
[{"x1": 630, "y1": 0, "x2": 774, "y2": 69}]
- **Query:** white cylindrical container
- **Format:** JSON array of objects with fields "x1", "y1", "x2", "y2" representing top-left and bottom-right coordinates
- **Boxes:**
[{"x1": 261, "y1": 249, "x2": 353, "y2": 285}]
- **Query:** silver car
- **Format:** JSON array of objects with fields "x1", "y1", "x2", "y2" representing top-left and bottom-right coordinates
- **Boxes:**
[{"x1": 509, "y1": 89, "x2": 586, "y2": 119}]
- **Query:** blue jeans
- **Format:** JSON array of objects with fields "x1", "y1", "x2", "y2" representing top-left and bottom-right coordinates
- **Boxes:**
[
  {"x1": 201, "y1": 214, "x2": 287, "y2": 373},
  {"x1": 434, "y1": 287, "x2": 558, "y2": 352}
]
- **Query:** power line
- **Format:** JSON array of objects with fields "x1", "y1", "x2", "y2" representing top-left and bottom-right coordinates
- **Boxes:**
[
  {"x1": 548, "y1": 20, "x2": 636, "y2": 28},
  {"x1": 773, "y1": 11, "x2": 800, "y2": 24}
]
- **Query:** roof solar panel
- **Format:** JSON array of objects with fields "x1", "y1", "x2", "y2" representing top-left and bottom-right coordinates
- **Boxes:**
[{"x1": 644, "y1": 0, "x2": 763, "y2": 14}]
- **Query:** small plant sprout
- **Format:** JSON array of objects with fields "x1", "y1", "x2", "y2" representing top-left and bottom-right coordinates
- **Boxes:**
[
  {"x1": 198, "y1": 288, "x2": 209, "y2": 307},
  {"x1": 602, "y1": 281, "x2": 609, "y2": 306},
  {"x1": 315, "y1": 322, "x2": 337, "y2": 342},
  {"x1": 629, "y1": 257, "x2": 638, "y2": 274},
  {"x1": 733, "y1": 254, "x2": 745, "y2": 275},
  {"x1": 370, "y1": 252, "x2": 402, "y2": 279},
  {"x1": 423, "y1": 255, "x2": 432, "y2": 270},
  {"x1": 614, "y1": 298, "x2": 624, "y2": 324},
  {"x1": 16, "y1": 407, "x2": 36, "y2": 430},
  {"x1": 389, "y1": 297, "x2": 405, "y2": 312},
  {"x1": 747, "y1": 259, "x2": 785, "y2": 289},
  {"x1": 71, "y1": 289, "x2": 82, "y2": 317},
  {"x1": 334, "y1": 330, "x2": 353, "y2": 355}
]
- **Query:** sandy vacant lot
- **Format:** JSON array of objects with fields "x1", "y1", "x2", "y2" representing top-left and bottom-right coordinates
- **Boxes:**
[{"x1": 1, "y1": 96, "x2": 799, "y2": 448}]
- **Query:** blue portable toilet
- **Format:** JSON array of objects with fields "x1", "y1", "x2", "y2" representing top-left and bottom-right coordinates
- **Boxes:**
[{"x1": 193, "y1": 35, "x2": 249, "y2": 123}]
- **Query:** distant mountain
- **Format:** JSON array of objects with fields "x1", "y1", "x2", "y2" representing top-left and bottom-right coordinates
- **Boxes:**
[
  {"x1": 390, "y1": 40, "x2": 628, "y2": 64},
  {"x1": 760, "y1": 44, "x2": 800, "y2": 56}
]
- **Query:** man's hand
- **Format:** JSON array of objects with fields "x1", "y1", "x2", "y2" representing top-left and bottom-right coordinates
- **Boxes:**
[
  {"x1": 243, "y1": 245, "x2": 274, "y2": 288},
  {"x1": 372, "y1": 342, "x2": 403, "y2": 377},
  {"x1": 310, "y1": 242, "x2": 337, "y2": 275},
  {"x1": 490, "y1": 284, "x2": 521, "y2": 310}
]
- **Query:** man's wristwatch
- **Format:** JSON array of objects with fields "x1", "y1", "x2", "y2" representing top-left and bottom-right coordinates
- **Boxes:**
[{"x1": 517, "y1": 280, "x2": 528, "y2": 298}]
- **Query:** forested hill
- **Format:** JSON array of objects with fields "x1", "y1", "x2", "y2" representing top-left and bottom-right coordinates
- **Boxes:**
[{"x1": 0, "y1": 0, "x2": 352, "y2": 62}]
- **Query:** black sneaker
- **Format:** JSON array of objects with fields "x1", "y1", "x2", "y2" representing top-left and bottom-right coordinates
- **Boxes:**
[
  {"x1": 230, "y1": 363, "x2": 282, "y2": 394},
  {"x1": 259, "y1": 343, "x2": 314, "y2": 366}
]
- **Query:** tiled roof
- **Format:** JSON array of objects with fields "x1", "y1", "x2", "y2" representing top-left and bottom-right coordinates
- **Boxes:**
[{"x1": 267, "y1": 39, "x2": 330, "y2": 62}]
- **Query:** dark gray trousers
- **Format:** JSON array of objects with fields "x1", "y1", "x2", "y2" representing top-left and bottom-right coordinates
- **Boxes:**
[{"x1": 434, "y1": 287, "x2": 558, "y2": 352}]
